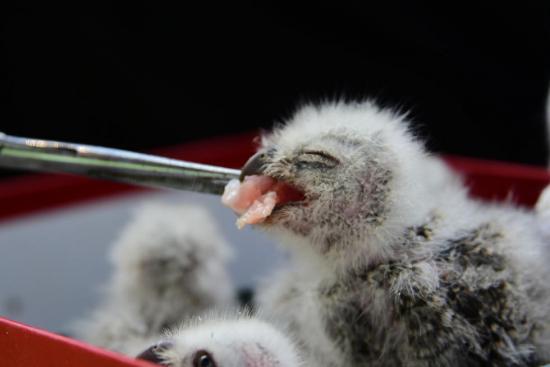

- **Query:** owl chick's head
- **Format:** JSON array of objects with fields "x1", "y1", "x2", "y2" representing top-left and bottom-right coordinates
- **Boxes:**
[
  {"x1": 136, "y1": 317, "x2": 301, "y2": 367},
  {"x1": 242, "y1": 101, "x2": 446, "y2": 263}
]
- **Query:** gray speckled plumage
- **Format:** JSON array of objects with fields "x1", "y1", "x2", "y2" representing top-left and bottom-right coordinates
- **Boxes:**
[
  {"x1": 320, "y1": 223, "x2": 535, "y2": 366},
  {"x1": 254, "y1": 101, "x2": 550, "y2": 367}
]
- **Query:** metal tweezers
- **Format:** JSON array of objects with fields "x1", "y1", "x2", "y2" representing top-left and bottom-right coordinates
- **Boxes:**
[{"x1": 0, "y1": 132, "x2": 241, "y2": 195}]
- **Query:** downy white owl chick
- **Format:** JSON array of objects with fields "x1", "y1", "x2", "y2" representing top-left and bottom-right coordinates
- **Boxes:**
[
  {"x1": 76, "y1": 202, "x2": 235, "y2": 354},
  {"x1": 227, "y1": 101, "x2": 550, "y2": 366},
  {"x1": 136, "y1": 314, "x2": 302, "y2": 367}
]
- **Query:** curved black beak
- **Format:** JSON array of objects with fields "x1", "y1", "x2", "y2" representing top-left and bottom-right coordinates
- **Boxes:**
[
  {"x1": 239, "y1": 151, "x2": 270, "y2": 181},
  {"x1": 136, "y1": 341, "x2": 173, "y2": 366}
]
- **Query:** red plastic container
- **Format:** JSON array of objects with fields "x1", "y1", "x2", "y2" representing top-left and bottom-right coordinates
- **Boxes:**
[{"x1": 0, "y1": 132, "x2": 548, "y2": 366}]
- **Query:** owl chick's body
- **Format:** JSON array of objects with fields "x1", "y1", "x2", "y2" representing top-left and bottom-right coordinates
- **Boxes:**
[{"x1": 246, "y1": 102, "x2": 550, "y2": 366}]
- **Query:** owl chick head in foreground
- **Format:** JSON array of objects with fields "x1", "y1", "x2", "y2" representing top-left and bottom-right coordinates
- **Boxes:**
[
  {"x1": 241, "y1": 101, "x2": 454, "y2": 261},
  {"x1": 136, "y1": 317, "x2": 301, "y2": 367}
]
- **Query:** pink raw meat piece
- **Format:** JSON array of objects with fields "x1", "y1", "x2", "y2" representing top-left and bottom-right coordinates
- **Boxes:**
[
  {"x1": 221, "y1": 175, "x2": 279, "y2": 228},
  {"x1": 221, "y1": 176, "x2": 276, "y2": 214},
  {"x1": 236, "y1": 191, "x2": 278, "y2": 229}
]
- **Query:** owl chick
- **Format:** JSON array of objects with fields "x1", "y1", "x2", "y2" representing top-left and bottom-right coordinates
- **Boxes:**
[
  {"x1": 136, "y1": 314, "x2": 302, "y2": 367},
  {"x1": 75, "y1": 202, "x2": 235, "y2": 354},
  {"x1": 231, "y1": 101, "x2": 550, "y2": 366}
]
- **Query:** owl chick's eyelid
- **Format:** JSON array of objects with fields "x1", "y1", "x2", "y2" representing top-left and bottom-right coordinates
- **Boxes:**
[
  {"x1": 297, "y1": 150, "x2": 340, "y2": 164},
  {"x1": 293, "y1": 151, "x2": 340, "y2": 171}
]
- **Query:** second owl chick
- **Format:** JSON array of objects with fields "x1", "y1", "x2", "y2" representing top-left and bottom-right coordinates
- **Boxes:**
[{"x1": 75, "y1": 202, "x2": 235, "y2": 354}]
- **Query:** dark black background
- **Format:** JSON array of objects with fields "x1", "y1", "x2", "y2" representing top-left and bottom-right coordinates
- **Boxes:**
[{"x1": 2, "y1": 2, "x2": 550, "y2": 180}]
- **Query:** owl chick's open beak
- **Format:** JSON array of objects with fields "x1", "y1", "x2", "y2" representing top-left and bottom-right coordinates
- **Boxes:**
[
  {"x1": 222, "y1": 150, "x2": 304, "y2": 229},
  {"x1": 237, "y1": 150, "x2": 304, "y2": 206}
]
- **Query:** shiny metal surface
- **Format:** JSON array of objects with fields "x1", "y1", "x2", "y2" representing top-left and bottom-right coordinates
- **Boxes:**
[{"x1": 0, "y1": 132, "x2": 241, "y2": 195}]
